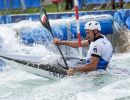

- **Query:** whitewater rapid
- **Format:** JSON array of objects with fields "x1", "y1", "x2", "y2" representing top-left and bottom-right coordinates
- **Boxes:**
[{"x1": 0, "y1": 21, "x2": 130, "y2": 100}]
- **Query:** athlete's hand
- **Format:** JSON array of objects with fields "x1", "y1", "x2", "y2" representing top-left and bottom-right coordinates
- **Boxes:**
[
  {"x1": 53, "y1": 38, "x2": 61, "y2": 45},
  {"x1": 67, "y1": 68, "x2": 76, "y2": 76}
]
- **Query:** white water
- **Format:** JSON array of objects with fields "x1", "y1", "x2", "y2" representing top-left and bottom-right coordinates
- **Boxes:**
[{"x1": 0, "y1": 21, "x2": 130, "y2": 100}]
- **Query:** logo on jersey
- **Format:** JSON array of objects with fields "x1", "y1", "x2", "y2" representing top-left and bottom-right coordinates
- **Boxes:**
[
  {"x1": 93, "y1": 47, "x2": 97, "y2": 53},
  {"x1": 103, "y1": 41, "x2": 106, "y2": 45}
]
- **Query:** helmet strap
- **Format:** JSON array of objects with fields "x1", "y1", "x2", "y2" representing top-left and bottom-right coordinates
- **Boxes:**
[{"x1": 93, "y1": 30, "x2": 97, "y2": 41}]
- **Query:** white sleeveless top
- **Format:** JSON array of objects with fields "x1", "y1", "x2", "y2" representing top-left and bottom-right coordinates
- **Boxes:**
[{"x1": 86, "y1": 35, "x2": 113, "y2": 70}]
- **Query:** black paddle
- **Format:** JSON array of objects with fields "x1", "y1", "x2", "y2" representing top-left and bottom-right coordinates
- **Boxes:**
[{"x1": 40, "y1": 7, "x2": 68, "y2": 69}]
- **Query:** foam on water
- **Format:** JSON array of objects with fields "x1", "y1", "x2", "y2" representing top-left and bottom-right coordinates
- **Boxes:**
[
  {"x1": 0, "y1": 21, "x2": 130, "y2": 100},
  {"x1": 0, "y1": 21, "x2": 64, "y2": 64},
  {"x1": 77, "y1": 78, "x2": 130, "y2": 100},
  {"x1": 0, "y1": 67, "x2": 49, "y2": 100},
  {"x1": 0, "y1": 26, "x2": 18, "y2": 52}
]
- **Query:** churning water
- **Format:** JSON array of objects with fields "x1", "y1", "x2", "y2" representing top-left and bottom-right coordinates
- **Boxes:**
[{"x1": 0, "y1": 21, "x2": 130, "y2": 100}]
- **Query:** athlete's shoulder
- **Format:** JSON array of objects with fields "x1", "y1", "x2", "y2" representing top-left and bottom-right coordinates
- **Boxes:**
[{"x1": 93, "y1": 38, "x2": 103, "y2": 47}]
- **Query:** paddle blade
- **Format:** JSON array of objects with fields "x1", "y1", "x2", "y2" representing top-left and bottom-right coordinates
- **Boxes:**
[
  {"x1": 40, "y1": 7, "x2": 51, "y2": 32},
  {"x1": 41, "y1": 13, "x2": 47, "y2": 25}
]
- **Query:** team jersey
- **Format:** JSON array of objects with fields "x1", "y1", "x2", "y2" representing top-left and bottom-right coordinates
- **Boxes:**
[{"x1": 86, "y1": 35, "x2": 113, "y2": 70}]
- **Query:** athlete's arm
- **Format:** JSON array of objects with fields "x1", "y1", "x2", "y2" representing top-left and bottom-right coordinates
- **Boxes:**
[
  {"x1": 75, "y1": 56, "x2": 99, "y2": 72},
  {"x1": 53, "y1": 38, "x2": 89, "y2": 48},
  {"x1": 67, "y1": 56, "x2": 99, "y2": 76}
]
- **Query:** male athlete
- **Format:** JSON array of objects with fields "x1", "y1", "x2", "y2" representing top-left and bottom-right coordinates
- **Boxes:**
[{"x1": 53, "y1": 21, "x2": 113, "y2": 76}]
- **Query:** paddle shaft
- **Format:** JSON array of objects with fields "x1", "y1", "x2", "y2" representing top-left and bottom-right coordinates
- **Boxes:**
[
  {"x1": 40, "y1": 8, "x2": 69, "y2": 69},
  {"x1": 49, "y1": 27, "x2": 69, "y2": 69}
]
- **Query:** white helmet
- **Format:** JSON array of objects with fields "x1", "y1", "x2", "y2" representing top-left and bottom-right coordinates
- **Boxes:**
[{"x1": 84, "y1": 21, "x2": 101, "y2": 31}]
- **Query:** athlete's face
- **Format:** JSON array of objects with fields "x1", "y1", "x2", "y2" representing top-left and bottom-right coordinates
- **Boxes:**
[{"x1": 85, "y1": 29, "x2": 94, "y2": 41}]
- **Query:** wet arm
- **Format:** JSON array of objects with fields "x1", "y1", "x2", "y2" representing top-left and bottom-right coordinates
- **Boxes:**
[
  {"x1": 60, "y1": 40, "x2": 90, "y2": 48},
  {"x1": 74, "y1": 56, "x2": 99, "y2": 72}
]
